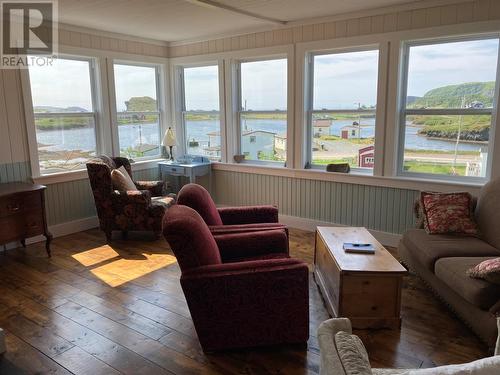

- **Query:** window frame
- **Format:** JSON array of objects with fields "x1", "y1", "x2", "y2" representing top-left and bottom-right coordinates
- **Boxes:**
[
  {"x1": 109, "y1": 59, "x2": 165, "y2": 161},
  {"x1": 171, "y1": 59, "x2": 225, "y2": 162},
  {"x1": 24, "y1": 53, "x2": 102, "y2": 178},
  {"x1": 235, "y1": 55, "x2": 289, "y2": 166},
  {"x1": 178, "y1": 63, "x2": 222, "y2": 161},
  {"x1": 303, "y1": 43, "x2": 386, "y2": 175},
  {"x1": 396, "y1": 34, "x2": 500, "y2": 183}
]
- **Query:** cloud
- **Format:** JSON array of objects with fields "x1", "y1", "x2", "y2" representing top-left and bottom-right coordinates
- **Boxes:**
[{"x1": 407, "y1": 39, "x2": 499, "y2": 97}]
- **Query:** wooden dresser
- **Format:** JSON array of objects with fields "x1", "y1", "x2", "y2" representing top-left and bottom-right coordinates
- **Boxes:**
[{"x1": 0, "y1": 182, "x2": 52, "y2": 256}]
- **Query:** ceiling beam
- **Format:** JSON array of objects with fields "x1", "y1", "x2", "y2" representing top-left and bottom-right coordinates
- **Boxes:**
[{"x1": 183, "y1": 0, "x2": 287, "y2": 25}]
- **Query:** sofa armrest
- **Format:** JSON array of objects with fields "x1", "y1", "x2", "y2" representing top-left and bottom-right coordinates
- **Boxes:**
[
  {"x1": 214, "y1": 229, "x2": 289, "y2": 262},
  {"x1": 111, "y1": 190, "x2": 151, "y2": 206},
  {"x1": 318, "y1": 318, "x2": 353, "y2": 375},
  {"x1": 134, "y1": 180, "x2": 165, "y2": 196},
  {"x1": 218, "y1": 205, "x2": 279, "y2": 225}
]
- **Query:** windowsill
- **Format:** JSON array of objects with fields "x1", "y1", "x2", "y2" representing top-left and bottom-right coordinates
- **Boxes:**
[
  {"x1": 211, "y1": 162, "x2": 485, "y2": 193},
  {"x1": 32, "y1": 158, "x2": 166, "y2": 185}
]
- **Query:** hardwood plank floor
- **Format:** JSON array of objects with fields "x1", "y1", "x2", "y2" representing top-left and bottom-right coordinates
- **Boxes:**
[{"x1": 0, "y1": 228, "x2": 489, "y2": 374}]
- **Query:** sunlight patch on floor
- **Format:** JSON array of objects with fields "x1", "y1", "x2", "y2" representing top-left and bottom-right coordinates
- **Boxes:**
[
  {"x1": 72, "y1": 245, "x2": 177, "y2": 287},
  {"x1": 71, "y1": 245, "x2": 120, "y2": 266}
]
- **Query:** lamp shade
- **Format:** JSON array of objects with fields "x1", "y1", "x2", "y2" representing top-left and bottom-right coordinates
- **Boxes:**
[{"x1": 163, "y1": 127, "x2": 176, "y2": 147}]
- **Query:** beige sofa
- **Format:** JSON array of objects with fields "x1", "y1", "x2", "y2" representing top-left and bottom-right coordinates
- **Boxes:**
[
  {"x1": 399, "y1": 178, "x2": 500, "y2": 348},
  {"x1": 318, "y1": 318, "x2": 500, "y2": 375}
]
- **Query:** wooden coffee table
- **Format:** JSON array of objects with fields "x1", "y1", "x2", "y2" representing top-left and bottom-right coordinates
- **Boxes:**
[{"x1": 314, "y1": 227, "x2": 407, "y2": 329}]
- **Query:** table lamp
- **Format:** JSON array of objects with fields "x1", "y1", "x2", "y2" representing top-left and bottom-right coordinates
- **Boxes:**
[{"x1": 163, "y1": 127, "x2": 176, "y2": 161}]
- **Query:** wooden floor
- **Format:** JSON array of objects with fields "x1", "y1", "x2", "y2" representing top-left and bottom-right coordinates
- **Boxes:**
[{"x1": 0, "y1": 228, "x2": 489, "y2": 374}]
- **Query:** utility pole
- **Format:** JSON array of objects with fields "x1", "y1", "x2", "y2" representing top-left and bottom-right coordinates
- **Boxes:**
[{"x1": 452, "y1": 96, "x2": 465, "y2": 175}]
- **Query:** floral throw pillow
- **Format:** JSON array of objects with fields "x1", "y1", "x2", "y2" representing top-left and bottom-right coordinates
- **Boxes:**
[
  {"x1": 421, "y1": 192, "x2": 478, "y2": 235},
  {"x1": 467, "y1": 258, "x2": 500, "y2": 285}
]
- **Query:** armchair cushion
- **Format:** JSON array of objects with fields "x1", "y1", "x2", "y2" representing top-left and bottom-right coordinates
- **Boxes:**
[
  {"x1": 111, "y1": 190, "x2": 151, "y2": 206},
  {"x1": 135, "y1": 180, "x2": 165, "y2": 196},
  {"x1": 214, "y1": 229, "x2": 289, "y2": 262},
  {"x1": 111, "y1": 166, "x2": 137, "y2": 191},
  {"x1": 218, "y1": 205, "x2": 279, "y2": 225}
]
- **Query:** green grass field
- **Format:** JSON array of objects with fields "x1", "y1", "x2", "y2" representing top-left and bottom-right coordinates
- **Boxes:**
[{"x1": 403, "y1": 160, "x2": 466, "y2": 175}]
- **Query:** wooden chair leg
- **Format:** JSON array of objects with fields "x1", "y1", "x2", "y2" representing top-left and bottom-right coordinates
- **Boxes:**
[{"x1": 105, "y1": 230, "x2": 112, "y2": 242}]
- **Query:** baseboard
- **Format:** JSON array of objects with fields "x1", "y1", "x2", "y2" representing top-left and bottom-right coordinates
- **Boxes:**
[
  {"x1": 278, "y1": 214, "x2": 401, "y2": 248},
  {"x1": 2, "y1": 216, "x2": 99, "y2": 250}
]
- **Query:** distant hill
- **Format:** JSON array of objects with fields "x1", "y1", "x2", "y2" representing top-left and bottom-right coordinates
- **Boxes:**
[
  {"x1": 409, "y1": 82, "x2": 495, "y2": 109},
  {"x1": 406, "y1": 96, "x2": 421, "y2": 105},
  {"x1": 125, "y1": 96, "x2": 157, "y2": 111},
  {"x1": 407, "y1": 82, "x2": 495, "y2": 143},
  {"x1": 34, "y1": 106, "x2": 89, "y2": 113}
]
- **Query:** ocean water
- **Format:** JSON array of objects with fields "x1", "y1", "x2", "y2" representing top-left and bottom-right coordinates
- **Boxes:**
[{"x1": 35, "y1": 118, "x2": 485, "y2": 154}]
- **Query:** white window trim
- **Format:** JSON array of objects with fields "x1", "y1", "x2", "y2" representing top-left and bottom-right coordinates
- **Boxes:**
[
  {"x1": 227, "y1": 46, "x2": 294, "y2": 167},
  {"x1": 173, "y1": 62, "x2": 223, "y2": 162},
  {"x1": 108, "y1": 59, "x2": 166, "y2": 161},
  {"x1": 302, "y1": 43, "x2": 388, "y2": 175},
  {"x1": 395, "y1": 33, "x2": 500, "y2": 184},
  {"x1": 296, "y1": 35, "x2": 391, "y2": 174},
  {"x1": 21, "y1": 45, "x2": 169, "y2": 183},
  {"x1": 170, "y1": 58, "x2": 226, "y2": 162},
  {"x1": 21, "y1": 53, "x2": 102, "y2": 179}
]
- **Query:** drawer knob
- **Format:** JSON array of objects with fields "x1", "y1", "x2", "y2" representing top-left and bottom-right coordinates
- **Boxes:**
[{"x1": 8, "y1": 204, "x2": 20, "y2": 212}]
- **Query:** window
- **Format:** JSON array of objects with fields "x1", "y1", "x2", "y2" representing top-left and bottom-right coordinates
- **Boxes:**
[
  {"x1": 28, "y1": 56, "x2": 98, "y2": 174},
  {"x1": 238, "y1": 58, "x2": 287, "y2": 163},
  {"x1": 181, "y1": 65, "x2": 221, "y2": 161},
  {"x1": 398, "y1": 37, "x2": 500, "y2": 179},
  {"x1": 308, "y1": 49, "x2": 379, "y2": 171},
  {"x1": 113, "y1": 63, "x2": 161, "y2": 159}
]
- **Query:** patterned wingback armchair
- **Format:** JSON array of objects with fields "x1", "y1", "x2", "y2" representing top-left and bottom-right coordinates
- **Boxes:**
[{"x1": 86, "y1": 156, "x2": 175, "y2": 241}]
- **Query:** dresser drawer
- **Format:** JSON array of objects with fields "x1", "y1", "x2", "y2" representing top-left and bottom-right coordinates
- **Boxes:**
[
  {"x1": 0, "y1": 209, "x2": 45, "y2": 243},
  {"x1": 24, "y1": 209, "x2": 45, "y2": 237},
  {"x1": 0, "y1": 191, "x2": 41, "y2": 218},
  {"x1": 161, "y1": 165, "x2": 185, "y2": 176}
]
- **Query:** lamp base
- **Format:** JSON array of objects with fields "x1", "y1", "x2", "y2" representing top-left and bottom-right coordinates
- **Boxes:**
[{"x1": 169, "y1": 146, "x2": 174, "y2": 161}]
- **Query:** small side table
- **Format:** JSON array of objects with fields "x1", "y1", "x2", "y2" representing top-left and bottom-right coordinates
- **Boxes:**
[
  {"x1": 0, "y1": 182, "x2": 52, "y2": 257},
  {"x1": 158, "y1": 160, "x2": 212, "y2": 192}
]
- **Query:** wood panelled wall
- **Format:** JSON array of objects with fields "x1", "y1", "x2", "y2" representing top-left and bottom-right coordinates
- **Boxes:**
[
  {"x1": 214, "y1": 170, "x2": 419, "y2": 235},
  {"x1": 58, "y1": 28, "x2": 168, "y2": 57},
  {"x1": 169, "y1": 0, "x2": 500, "y2": 57}
]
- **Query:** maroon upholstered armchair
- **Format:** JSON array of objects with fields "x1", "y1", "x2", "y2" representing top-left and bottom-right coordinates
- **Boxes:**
[
  {"x1": 176, "y1": 183, "x2": 288, "y2": 236},
  {"x1": 163, "y1": 205, "x2": 309, "y2": 351},
  {"x1": 86, "y1": 156, "x2": 175, "y2": 241}
]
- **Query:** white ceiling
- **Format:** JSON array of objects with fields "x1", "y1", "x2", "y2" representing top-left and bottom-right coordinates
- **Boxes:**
[{"x1": 58, "y1": 0, "x2": 423, "y2": 42}]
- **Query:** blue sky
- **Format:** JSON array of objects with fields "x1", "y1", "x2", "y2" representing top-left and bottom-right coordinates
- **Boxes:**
[
  {"x1": 313, "y1": 49, "x2": 379, "y2": 110},
  {"x1": 407, "y1": 38, "x2": 499, "y2": 97}
]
